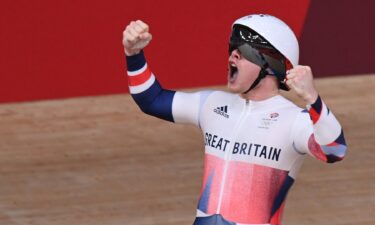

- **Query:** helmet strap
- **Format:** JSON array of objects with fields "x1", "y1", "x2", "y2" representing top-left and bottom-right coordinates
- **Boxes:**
[{"x1": 242, "y1": 68, "x2": 268, "y2": 94}]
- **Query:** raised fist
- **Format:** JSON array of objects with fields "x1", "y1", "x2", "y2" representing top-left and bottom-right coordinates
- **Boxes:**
[
  {"x1": 123, "y1": 20, "x2": 152, "y2": 56},
  {"x1": 286, "y1": 65, "x2": 319, "y2": 105}
]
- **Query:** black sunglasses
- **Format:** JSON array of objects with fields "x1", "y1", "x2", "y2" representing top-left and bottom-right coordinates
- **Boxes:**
[{"x1": 229, "y1": 24, "x2": 291, "y2": 75}]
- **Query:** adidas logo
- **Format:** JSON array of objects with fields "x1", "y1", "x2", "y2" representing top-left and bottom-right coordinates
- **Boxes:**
[{"x1": 214, "y1": 105, "x2": 229, "y2": 118}]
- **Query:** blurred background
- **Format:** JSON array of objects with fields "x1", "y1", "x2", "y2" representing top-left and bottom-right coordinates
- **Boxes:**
[{"x1": 1, "y1": 0, "x2": 374, "y2": 103}]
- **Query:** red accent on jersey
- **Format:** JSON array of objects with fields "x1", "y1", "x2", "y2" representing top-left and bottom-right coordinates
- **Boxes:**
[
  {"x1": 202, "y1": 154, "x2": 288, "y2": 224},
  {"x1": 327, "y1": 142, "x2": 338, "y2": 147},
  {"x1": 270, "y1": 202, "x2": 285, "y2": 225},
  {"x1": 308, "y1": 134, "x2": 327, "y2": 162},
  {"x1": 309, "y1": 107, "x2": 320, "y2": 124},
  {"x1": 201, "y1": 154, "x2": 224, "y2": 214},
  {"x1": 128, "y1": 67, "x2": 152, "y2": 86}
]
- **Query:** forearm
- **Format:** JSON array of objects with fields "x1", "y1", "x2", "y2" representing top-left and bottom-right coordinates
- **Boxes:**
[
  {"x1": 306, "y1": 96, "x2": 347, "y2": 163},
  {"x1": 126, "y1": 51, "x2": 175, "y2": 122}
]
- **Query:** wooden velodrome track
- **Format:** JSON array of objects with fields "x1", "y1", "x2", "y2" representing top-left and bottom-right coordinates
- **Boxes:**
[{"x1": 0, "y1": 75, "x2": 374, "y2": 225}]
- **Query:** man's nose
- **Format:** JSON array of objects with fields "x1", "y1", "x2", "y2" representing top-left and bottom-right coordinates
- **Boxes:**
[{"x1": 230, "y1": 49, "x2": 241, "y2": 60}]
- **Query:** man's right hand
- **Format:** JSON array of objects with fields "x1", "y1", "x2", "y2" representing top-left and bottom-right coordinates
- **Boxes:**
[{"x1": 123, "y1": 20, "x2": 152, "y2": 56}]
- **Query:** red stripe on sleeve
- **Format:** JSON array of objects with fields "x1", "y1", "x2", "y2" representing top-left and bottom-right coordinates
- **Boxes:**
[
  {"x1": 327, "y1": 142, "x2": 338, "y2": 147},
  {"x1": 308, "y1": 134, "x2": 327, "y2": 162},
  {"x1": 128, "y1": 67, "x2": 152, "y2": 86},
  {"x1": 309, "y1": 107, "x2": 320, "y2": 124}
]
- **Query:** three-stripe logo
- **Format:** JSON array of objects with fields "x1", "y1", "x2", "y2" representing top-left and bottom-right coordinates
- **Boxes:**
[{"x1": 214, "y1": 105, "x2": 229, "y2": 118}]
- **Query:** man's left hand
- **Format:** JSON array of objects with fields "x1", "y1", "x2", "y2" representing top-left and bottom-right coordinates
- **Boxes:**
[{"x1": 285, "y1": 65, "x2": 319, "y2": 105}]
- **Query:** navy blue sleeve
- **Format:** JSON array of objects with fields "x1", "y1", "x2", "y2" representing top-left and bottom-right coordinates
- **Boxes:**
[{"x1": 126, "y1": 51, "x2": 176, "y2": 122}]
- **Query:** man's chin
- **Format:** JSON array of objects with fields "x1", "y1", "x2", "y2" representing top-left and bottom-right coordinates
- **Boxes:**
[{"x1": 227, "y1": 83, "x2": 243, "y2": 94}]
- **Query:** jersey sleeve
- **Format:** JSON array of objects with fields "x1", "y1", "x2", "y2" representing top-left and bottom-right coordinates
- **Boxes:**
[
  {"x1": 126, "y1": 51, "x2": 211, "y2": 126},
  {"x1": 291, "y1": 96, "x2": 347, "y2": 163},
  {"x1": 172, "y1": 90, "x2": 213, "y2": 126}
]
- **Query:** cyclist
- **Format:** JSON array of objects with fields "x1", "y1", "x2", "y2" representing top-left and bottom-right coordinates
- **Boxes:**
[{"x1": 122, "y1": 14, "x2": 347, "y2": 225}]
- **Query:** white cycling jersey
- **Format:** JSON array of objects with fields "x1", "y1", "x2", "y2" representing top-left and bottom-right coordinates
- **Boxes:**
[{"x1": 126, "y1": 52, "x2": 347, "y2": 225}]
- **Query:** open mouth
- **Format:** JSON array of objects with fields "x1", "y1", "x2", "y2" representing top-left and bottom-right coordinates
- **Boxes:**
[{"x1": 228, "y1": 62, "x2": 238, "y2": 82}]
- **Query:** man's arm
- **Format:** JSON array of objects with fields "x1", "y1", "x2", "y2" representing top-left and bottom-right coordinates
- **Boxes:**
[
  {"x1": 292, "y1": 97, "x2": 347, "y2": 163},
  {"x1": 287, "y1": 66, "x2": 347, "y2": 163},
  {"x1": 126, "y1": 51, "x2": 176, "y2": 121},
  {"x1": 123, "y1": 20, "x2": 211, "y2": 125}
]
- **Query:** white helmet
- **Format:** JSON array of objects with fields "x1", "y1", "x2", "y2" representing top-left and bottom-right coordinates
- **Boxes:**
[{"x1": 229, "y1": 14, "x2": 299, "y2": 90}]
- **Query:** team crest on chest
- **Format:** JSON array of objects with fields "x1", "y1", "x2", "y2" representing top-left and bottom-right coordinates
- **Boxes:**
[{"x1": 258, "y1": 112, "x2": 280, "y2": 129}]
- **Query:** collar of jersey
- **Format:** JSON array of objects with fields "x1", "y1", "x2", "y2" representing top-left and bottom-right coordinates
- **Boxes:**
[{"x1": 234, "y1": 94, "x2": 287, "y2": 111}]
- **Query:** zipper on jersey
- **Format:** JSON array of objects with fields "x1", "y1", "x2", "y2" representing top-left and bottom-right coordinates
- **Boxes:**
[{"x1": 216, "y1": 99, "x2": 251, "y2": 214}]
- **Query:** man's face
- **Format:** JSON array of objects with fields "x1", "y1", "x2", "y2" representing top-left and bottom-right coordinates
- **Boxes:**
[{"x1": 227, "y1": 49, "x2": 261, "y2": 93}]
